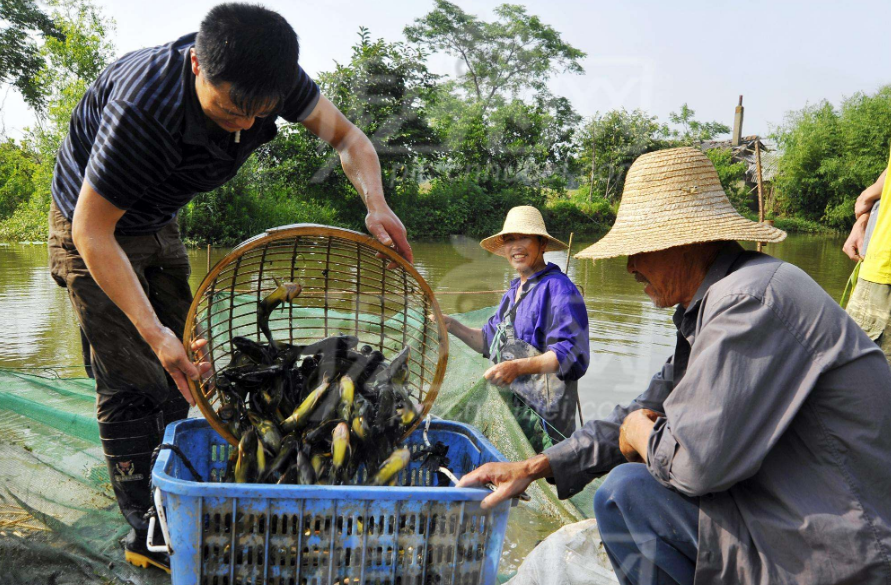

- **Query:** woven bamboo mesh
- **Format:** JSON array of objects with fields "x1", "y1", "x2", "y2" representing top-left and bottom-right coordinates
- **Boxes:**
[{"x1": 184, "y1": 225, "x2": 449, "y2": 446}]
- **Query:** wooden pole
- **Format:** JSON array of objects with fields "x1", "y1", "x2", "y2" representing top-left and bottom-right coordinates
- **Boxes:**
[
  {"x1": 206, "y1": 244, "x2": 211, "y2": 274},
  {"x1": 588, "y1": 139, "x2": 596, "y2": 202},
  {"x1": 755, "y1": 140, "x2": 765, "y2": 252},
  {"x1": 564, "y1": 232, "x2": 574, "y2": 273},
  {"x1": 560, "y1": 231, "x2": 584, "y2": 424}
]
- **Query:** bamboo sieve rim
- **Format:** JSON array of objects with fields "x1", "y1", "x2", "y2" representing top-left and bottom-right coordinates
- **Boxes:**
[{"x1": 183, "y1": 224, "x2": 450, "y2": 446}]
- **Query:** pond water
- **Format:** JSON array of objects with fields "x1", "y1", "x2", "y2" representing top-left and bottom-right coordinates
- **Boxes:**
[
  {"x1": 0, "y1": 232, "x2": 852, "y2": 420},
  {"x1": 0, "y1": 231, "x2": 856, "y2": 578}
]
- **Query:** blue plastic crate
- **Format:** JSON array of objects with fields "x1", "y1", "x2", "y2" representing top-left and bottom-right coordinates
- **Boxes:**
[{"x1": 153, "y1": 418, "x2": 513, "y2": 585}]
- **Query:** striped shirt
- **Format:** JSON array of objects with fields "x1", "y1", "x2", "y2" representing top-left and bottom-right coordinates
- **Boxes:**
[{"x1": 51, "y1": 33, "x2": 320, "y2": 235}]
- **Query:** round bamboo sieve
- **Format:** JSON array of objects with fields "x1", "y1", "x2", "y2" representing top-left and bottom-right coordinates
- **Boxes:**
[{"x1": 183, "y1": 224, "x2": 449, "y2": 446}]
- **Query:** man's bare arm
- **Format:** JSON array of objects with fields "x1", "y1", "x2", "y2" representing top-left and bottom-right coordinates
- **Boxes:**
[
  {"x1": 71, "y1": 183, "x2": 197, "y2": 405},
  {"x1": 855, "y1": 169, "x2": 886, "y2": 218},
  {"x1": 301, "y1": 95, "x2": 413, "y2": 263}
]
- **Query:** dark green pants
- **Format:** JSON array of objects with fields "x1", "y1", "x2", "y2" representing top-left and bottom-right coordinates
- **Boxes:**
[
  {"x1": 510, "y1": 394, "x2": 554, "y2": 453},
  {"x1": 48, "y1": 202, "x2": 192, "y2": 423}
]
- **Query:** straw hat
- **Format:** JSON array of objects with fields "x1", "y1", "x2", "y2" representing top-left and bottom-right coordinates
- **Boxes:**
[
  {"x1": 480, "y1": 206, "x2": 568, "y2": 256},
  {"x1": 576, "y1": 147, "x2": 786, "y2": 260}
]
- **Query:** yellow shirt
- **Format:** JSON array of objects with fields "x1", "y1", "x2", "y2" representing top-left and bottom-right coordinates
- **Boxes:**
[{"x1": 860, "y1": 147, "x2": 891, "y2": 284}]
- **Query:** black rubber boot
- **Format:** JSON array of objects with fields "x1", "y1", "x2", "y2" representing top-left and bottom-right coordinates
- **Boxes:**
[
  {"x1": 161, "y1": 390, "x2": 191, "y2": 427},
  {"x1": 99, "y1": 411, "x2": 170, "y2": 573},
  {"x1": 121, "y1": 526, "x2": 170, "y2": 573}
]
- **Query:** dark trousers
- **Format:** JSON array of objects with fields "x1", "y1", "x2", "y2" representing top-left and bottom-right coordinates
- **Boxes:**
[
  {"x1": 49, "y1": 202, "x2": 192, "y2": 535},
  {"x1": 593, "y1": 463, "x2": 700, "y2": 585},
  {"x1": 48, "y1": 202, "x2": 192, "y2": 423}
]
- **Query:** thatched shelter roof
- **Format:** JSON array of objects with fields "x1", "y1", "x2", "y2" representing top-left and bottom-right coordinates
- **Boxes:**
[{"x1": 700, "y1": 136, "x2": 778, "y2": 183}]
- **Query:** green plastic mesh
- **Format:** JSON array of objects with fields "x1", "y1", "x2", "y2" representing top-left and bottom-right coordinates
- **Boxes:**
[
  {"x1": 0, "y1": 369, "x2": 167, "y2": 585},
  {"x1": 0, "y1": 306, "x2": 598, "y2": 583}
]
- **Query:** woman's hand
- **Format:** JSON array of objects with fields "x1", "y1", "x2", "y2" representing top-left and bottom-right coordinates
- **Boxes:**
[{"x1": 484, "y1": 361, "x2": 522, "y2": 386}]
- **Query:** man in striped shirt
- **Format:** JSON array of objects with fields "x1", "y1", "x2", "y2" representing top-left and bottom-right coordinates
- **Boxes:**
[{"x1": 47, "y1": 3, "x2": 412, "y2": 572}]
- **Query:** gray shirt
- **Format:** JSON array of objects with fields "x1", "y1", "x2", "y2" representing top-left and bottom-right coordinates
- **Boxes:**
[{"x1": 544, "y1": 242, "x2": 891, "y2": 584}]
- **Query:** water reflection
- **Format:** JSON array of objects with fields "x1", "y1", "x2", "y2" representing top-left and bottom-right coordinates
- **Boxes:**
[{"x1": 0, "y1": 233, "x2": 850, "y2": 417}]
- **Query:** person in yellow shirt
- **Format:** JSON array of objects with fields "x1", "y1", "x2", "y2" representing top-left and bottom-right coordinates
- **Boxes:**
[{"x1": 843, "y1": 158, "x2": 891, "y2": 364}]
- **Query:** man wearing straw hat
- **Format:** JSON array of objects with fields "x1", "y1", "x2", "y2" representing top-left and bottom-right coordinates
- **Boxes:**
[
  {"x1": 443, "y1": 206, "x2": 589, "y2": 451},
  {"x1": 461, "y1": 147, "x2": 891, "y2": 584}
]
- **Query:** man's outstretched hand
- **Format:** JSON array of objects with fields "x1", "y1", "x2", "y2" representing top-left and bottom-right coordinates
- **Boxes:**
[
  {"x1": 457, "y1": 454, "x2": 551, "y2": 509},
  {"x1": 366, "y1": 205, "x2": 413, "y2": 267}
]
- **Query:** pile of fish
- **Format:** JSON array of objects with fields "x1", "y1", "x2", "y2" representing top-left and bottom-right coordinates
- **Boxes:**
[{"x1": 213, "y1": 278, "x2": 446, "y2": 487}]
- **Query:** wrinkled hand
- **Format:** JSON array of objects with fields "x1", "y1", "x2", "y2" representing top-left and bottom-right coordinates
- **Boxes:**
[
  {"x1": 843, "y1": 214, "x2": 869, "y2": 261},
  {"x1": 619, "y1": 408, "x2": 661, "y2": 463},
  {"x1": 147, "y1": 328, "x2": 211, "y2": 406},
  {"x1": 457, "y1": 461, "x2": 534, "y2": 510},
  {"x1": 484, "y1": 361, "x2": 521, "y2": 387},
  {"x1": 366, "y1": 205, "x2": 413, "y2": 268}
]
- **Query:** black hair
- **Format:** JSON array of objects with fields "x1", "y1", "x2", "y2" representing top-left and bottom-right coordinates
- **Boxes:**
[{"x1": 195, "y1": 3, "x2": 299, "y2": 117}]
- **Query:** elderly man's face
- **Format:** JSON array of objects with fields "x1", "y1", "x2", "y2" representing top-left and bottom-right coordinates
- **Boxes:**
[{"x1": 627, "y1": 245, "x2": 711, "y2": 308}]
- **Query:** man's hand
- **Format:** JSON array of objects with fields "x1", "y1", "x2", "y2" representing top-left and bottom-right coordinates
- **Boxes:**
[
  {"x1": 855, "y1": 192, "x2": 879, "y2": 219},
  {"x1": 457, "y1": 454, "x2": 551, "y2": 509},
  {"x1": 144, "y1": 327, "x2": 208, "y2": 406},
  {"x1": 484, "y1": 360, "x2": 522, "y2": 387},
  {"x1": 843, "y1": 214, "x2": 870, "y2": 261},
  {"x1": 366, "y1": 204, "x2": 413, "y2": 265},
  {"x1": 191, "y1": 337, "x2": 214, "y2": 383},
  {"x1": 619, "y1": 408, "x2": 661, "y2": 463}
]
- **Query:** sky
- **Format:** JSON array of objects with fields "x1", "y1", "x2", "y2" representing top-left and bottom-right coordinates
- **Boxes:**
[{"x1": 2, "y1": 0, "x2": 891, "y2": 140}]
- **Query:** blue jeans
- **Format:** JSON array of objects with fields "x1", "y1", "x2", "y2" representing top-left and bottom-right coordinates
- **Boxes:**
[{"x1": 593, "y1": 463, "x2": 700, "y2": 585}]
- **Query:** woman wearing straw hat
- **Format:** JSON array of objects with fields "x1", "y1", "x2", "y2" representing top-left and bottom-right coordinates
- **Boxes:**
[
  {"x1": 459, "y1": 148, "x2": 891, "y2": 585},
  {"x1": 443, "y1": 206, "x2": 589, "y2": 451}
]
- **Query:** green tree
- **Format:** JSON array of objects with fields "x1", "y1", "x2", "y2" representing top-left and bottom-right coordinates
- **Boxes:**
[
  {"x1": 667, "y1": 103, "x2": 730, "y2": 144},
  {"x1": 405, "y1": 1, "x2": 585, "y2": 113},
  {"x1": 245, "y1": 28, "x2": 443, "y2": 234},
  {"x1": 773, "y1": 86, "x2": 891, "y2": 228},
  {"x1": 704, "y1": 147, "x2": 749, "y2": 214},
  {"x1": 407, "y1": 3, "x2": 584, "y2": 192},
  {"x1": 0, "y1": 0, "x2": 113, "y2": 240},
  {"x1": 319, "y1": 28, "x2": 442, "y2": 189},
  {"x1": 577, "y1": 109, "x2": 666, "y2": 202},
  {"x1": 435, "y1": 92, "x2": 580, "y2": 190},
  {"x1": 32, "y1": 0, "x2": 113, "y2": 140},
  {"x1": 0, "y1": 138, "x2": 38, "y2": 218},
  {"x1": 0, "y1": 0, "x2": 64, "y2": 111}
]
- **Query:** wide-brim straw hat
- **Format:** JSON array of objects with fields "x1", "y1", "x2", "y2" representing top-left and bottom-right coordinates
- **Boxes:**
[
  {"x1": 480, "y1": 206, "x2": 568, "y2": 256},
  {"x1": 576, "y1": 147, "x2": 786, "y2": 260}
]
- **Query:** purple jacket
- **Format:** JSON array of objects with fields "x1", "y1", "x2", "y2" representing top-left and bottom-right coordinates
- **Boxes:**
[{"x1": 481, "y1": 263, "x2": 589, "y2": 381}]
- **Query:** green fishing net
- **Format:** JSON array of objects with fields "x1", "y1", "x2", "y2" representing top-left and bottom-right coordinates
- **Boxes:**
[{"x1": 0, "y1": 306, "x2": 602, "y2": 584}]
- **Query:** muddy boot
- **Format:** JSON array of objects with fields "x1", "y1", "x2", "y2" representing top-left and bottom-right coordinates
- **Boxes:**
[
  {"x1": 121, "y1": 525, "x2": 170, "y2": 573},
  {"x1": 99, "y1": 411, "x2": 170, "y2": 574}
]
